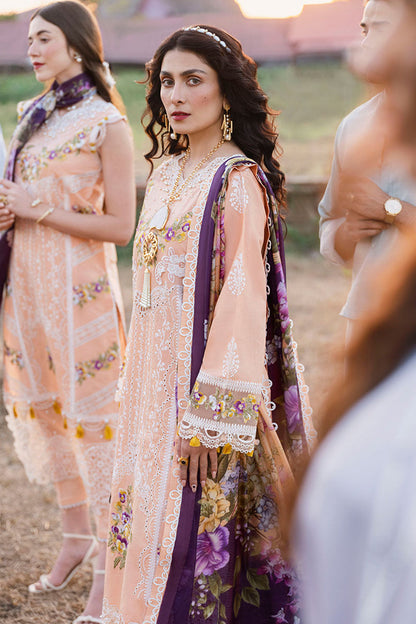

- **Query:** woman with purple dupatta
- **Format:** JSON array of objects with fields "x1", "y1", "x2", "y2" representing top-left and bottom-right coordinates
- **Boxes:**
[{"x1": 103, "y1": 26, "x2": 315, "y2": 624}]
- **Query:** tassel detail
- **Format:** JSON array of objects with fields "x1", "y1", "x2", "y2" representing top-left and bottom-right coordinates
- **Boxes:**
[
  {"x1": 104, "y1": 423, "x2": 113, "y2": 440},
  {"x1": 190, "y1": 436, "x2": 201, "y2": 448},
  {"x1": 222, "y1": 443, "x2": 232, "y2": 455},
  {"x1": 29, "y1": 405, "x2": 36, "y2": 419},
  {"x1": 139, "y1": 266, "x2": 151, "y2": 309},
  {"x1": 75, "y1": 423, "x2": 84, "y2": 438},
  {"x1": 53, "y1": 400, "x2": 61, "y2": 415},
  {"x1": 13, "y1": 403, "x2": 18, "y2": 418},
  {"x1": 63, "y1": 417, "x2": 68, "y2": 429}
]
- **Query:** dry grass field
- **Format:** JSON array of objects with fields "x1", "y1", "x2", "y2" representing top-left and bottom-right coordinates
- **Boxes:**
[{"x1": 0, "y1": 253, "x2": 350, "y2": 623}]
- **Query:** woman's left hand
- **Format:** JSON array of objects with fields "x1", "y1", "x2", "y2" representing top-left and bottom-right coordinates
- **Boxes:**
[
  {"x1": 177, "y1": 436, "x2": 218, "y2": 492},
  {"x1": 0, "y1": 179, "x2": 34, "y2": 220}
]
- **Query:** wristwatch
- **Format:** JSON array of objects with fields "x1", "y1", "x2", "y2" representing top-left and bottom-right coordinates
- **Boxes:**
[{"x1": 384, "y1": 197, "x2": 402, "y2": 224}]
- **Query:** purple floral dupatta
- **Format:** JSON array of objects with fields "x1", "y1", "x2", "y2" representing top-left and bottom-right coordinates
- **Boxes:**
[
  {"x1": 158, "y1": 158, "x2": 311, "y2": 624},
  {"x1": 0, "y1": 73, "x2": 94, "y2": 307}
]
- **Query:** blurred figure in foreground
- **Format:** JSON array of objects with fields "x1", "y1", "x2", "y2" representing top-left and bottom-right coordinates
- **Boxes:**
[
  {"x1": 318, "y1": 0, "x2": 416, "y2": 337},
  {"x1": 295, "y1": 2, "x2": 416, "y2": 622},
  {"x1": 294, "y1": 231, "x2": 416, "y2": 624}
]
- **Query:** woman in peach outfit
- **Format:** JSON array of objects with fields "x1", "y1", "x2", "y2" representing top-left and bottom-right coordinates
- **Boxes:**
[
  {"x1": 102, "y1": 26, "x2": 314, "y2": 624},
  {"x1": 0, "y1": 2, "x2": 135, "y2": 622}
]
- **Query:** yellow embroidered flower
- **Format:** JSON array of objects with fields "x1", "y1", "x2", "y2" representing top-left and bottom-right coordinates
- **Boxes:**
[
  {"x1": 247, "y1": 394, "x2": 257, "y2": 404},
  {"x1": 198, "y1": 479, "x2": 230, "y2": 534},
  {"x1": 226, "y1": 407, "x2": 236, "y2": 419}
]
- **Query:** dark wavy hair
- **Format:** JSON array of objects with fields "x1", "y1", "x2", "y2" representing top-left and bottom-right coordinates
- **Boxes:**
[
  {"x1": 32, "y1": 0, "x2": 125, "y2": 113},
  {"x1": 141, "y1": 26, "x2": 285, "y2": 203}
]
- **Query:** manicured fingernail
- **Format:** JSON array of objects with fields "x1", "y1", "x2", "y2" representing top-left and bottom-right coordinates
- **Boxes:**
[
  {"x1": 201, "y1": 480, "x2": 206, "y2": 488},
  {"x1": 212, "y1": 471, "x2": 217, "y2": 479},
  {"x1": 181, "y1": 480, "x2": 186, "y2": 487},
  {"x1": 191, "y1": 484, "x2": 196, "y2": 492}
]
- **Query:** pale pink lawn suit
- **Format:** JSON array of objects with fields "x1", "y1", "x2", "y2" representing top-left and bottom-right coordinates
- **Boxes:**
[{"x1": 3, "y1": 91, "x2": 126, "y2": 537}]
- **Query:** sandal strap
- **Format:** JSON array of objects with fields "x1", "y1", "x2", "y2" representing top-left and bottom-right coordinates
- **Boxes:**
[{"x1": 62, "y1": 533, "x2": 96, "y2": 540}]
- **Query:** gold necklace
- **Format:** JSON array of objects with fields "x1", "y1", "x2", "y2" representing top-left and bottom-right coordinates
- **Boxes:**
[{"x1": 140, "y1": 137, "x2": 225, "y2": 309}]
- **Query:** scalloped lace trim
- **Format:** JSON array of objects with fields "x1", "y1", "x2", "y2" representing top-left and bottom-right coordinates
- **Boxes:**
[{"x1": 179, "y1": 410, "x2": 257, "y2": 454}]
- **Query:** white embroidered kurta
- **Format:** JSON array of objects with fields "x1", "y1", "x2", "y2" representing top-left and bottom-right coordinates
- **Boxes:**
[{"x1": 103, "y1": 155, "x2": 286, "y2": 623}]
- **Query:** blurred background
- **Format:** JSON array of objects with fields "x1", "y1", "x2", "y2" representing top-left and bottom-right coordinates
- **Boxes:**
[{"x1": 0, "y1": 0, "x2": 368, "y2": 248}]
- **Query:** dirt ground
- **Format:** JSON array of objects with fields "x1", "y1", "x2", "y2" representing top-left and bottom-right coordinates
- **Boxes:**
[{"x1": 0, "y1": 253, "x2": 350, "y2": 624}]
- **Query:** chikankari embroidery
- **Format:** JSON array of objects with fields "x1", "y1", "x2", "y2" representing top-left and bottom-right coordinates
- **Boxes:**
[
  {"x1": 109, "y1": 486, "x2": 133, "y2": 570},
  {"x1": 4, "y1": 341, "x2": 24, "y2": 369},
  {"x1": 75, "y1": 342, "x2": 119, "y2": 384},
  {"x1": 73, "y1": 275, "x2": 111, "y2": 307}
]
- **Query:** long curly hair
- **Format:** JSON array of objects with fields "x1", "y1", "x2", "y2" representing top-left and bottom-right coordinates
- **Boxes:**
[{"x1": 141, "y1": 26, "x2": 285, "y2": 204}]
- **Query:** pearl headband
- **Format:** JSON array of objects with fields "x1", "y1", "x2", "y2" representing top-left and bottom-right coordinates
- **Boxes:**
[{"x1": 182, "y1": 26, "x2": 231, "y2": 53}]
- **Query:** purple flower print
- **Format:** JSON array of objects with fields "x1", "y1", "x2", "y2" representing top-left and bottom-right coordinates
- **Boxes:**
[
  {"x1": 122, "y1": 511, "x2": 131, "y2": 524},
  {"x1": 48, "y1": 151, "x2": 57, "y2": 160},
  {"x1": 182, "y1": 222, "x2": 190, "y2": 232},
  {"x1": 95, "y1": 283, "x2": 103, "y2": 293},
  {"x1": 277, "y1": 282, "x2": 291, "y2": 332},
  {"x1": 256, "y1": 496, "x2": 277, "y2": 532},
  {"x1": 284, "y1": 386, "x2": 301, "y2": 433},
  {"x1": 165, "y1": 227, "x2": 175, "y2": 241},
  {"x1": 234, "y1": 400, "x2": 245, "y2": 414},
  {"x1": 94, "y1": 360, "x2": 103, "y2": 370},
  {"x1": 111, "y1": 525, "x2": 119, "y2": 534},
  {"x1": 116, "y1": 534, "x2": 128, "y2": 549},
  {"x1": 195, "y1": 526, "x2": 230, "y2": 577},
  {"x1": 119, "y1": 492, "x2": 126, "y2": 503}
]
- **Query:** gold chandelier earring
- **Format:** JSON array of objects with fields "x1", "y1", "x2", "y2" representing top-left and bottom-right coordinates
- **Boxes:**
[
  {"x1": 163, "y1": 113, "x2": 177, "y2": 140},
  {"x1": 221, "y1": 104, "x2": 233, "y2": 141}
]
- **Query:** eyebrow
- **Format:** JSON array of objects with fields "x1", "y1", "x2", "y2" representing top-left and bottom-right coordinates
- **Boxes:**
[
  {"x1": 28, "y1": 29, "x2": 53, "y2": 40},
  {"x1": 160, "y1": 69, "x2": 208, "y2": 77}
]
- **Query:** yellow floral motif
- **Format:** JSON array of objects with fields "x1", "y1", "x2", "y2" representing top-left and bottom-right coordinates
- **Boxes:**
[
  {"x1": 198, "y1": 479, "x2": 231, "y2": 534},
  {"x1": 190, "y1": 383, "x2": 260, "y2": 424}
]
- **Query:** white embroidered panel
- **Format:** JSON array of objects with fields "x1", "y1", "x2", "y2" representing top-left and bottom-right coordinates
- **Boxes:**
[
  {"x1": 227, "y1": 252, "x2": 246, "y2": 296},
  {"x1": 229, "y1": 171, "x2": 249, "y2": 213},
  {"x1": 222, "y1": 337, "x2": 240, "y2": 378}
]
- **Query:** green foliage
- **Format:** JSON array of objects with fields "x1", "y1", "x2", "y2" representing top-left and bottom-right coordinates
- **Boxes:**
[{"x1": 241, "y1": 585, "x2": 260, "y2": 607}]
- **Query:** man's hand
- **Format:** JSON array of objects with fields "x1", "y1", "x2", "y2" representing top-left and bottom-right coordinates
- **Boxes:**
[
  {"x1": 337, "y1": 175, "x2": 388, "y2": 221},
  {"x1": 335, "y1": 210, "x2": 388, "y2": 261}
]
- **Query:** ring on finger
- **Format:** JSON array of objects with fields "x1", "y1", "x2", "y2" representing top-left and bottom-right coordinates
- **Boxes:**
[
  {"x1": 178, "y1": 456, "x2": 189, "y2": 466},
  {"x1": 0, "y1": 195, "x2": 7, "y2": 206}
]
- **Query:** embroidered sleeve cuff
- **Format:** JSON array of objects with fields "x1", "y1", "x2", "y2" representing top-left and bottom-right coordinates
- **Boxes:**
[{"x1": 178, "y1": 372, "x2": 261, "y2": 454}]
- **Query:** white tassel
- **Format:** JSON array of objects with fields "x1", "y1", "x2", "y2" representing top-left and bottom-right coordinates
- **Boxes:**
[{"x1": 140, "y1": 266, "x2": 151, "y2": 309}]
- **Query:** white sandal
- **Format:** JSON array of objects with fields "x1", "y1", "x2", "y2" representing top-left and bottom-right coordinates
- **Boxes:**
[
  {"x1": 73, "y1": 569, "x2": 105, "y2": 624},
  {"x1": 28, "y1": 533, "x2": 99, "y2": 594}
]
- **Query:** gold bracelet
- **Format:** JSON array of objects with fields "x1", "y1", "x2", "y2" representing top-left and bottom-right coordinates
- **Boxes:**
[{"x1": 36, "y1": 205, "x2": 55, "y2": 224}]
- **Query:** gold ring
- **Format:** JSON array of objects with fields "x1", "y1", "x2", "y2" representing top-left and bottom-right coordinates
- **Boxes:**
[
  {"x1": 178, "y1": 456, "x2": 189, "y2": 466},
  {"x1": 0, "y1": 195, "x2": 7, "y2": 206}
]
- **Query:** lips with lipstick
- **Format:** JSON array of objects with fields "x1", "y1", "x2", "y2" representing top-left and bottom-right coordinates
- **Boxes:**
[
  {"x1": 32, "y1": 62, "x2": 45, "y2": 71},
  {"x1": 171, "y1": 111, "x2": 190, "y2": 121}
]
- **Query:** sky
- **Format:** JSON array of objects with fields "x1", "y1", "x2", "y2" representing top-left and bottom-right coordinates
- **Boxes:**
[{"x1": 0, "y1": 0, "x2": 338, "y2": 19}]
